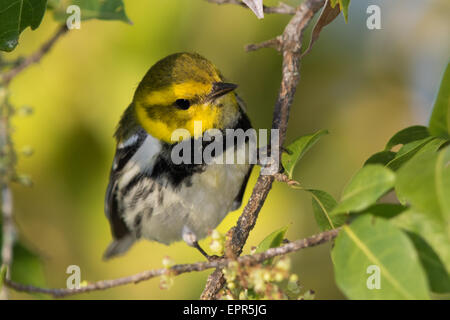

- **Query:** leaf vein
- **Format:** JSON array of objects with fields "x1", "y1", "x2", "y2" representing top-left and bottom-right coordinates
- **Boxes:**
[{"x1": 343, "y1": 225, "x2": 416, "y2": 299}]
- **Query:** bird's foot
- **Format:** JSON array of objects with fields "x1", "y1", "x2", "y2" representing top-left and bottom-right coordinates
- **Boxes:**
[{"x1": 182, "y1": 225, "x2": 217, "y2": 261}]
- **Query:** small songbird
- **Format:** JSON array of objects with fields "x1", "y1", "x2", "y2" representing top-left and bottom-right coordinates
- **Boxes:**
[{"x1": 104, "y1": 52, "x2": 253, "y2": 259}]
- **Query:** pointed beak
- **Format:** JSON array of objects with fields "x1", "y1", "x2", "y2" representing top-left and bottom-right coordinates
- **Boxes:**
[{"x1": 207, "y1": 82, "x2": 238, "y2": 101}]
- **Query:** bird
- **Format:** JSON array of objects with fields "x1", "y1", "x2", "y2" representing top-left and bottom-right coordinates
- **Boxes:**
[{"x1": 104, "y1": 52, "x2": 253, "y2": 260}]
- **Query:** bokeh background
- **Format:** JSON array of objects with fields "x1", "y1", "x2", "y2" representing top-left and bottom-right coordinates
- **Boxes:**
[{"x1": 4, "y1": 0, "x2": 449, "y2": 299}]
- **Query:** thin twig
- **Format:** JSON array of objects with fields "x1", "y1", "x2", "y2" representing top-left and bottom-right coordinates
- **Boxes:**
[
  {"x1": 0, "y1": 188, "x2": 14, "y2": 268},
  {"x1": 1, "y1": 25, "x2": 69, "y2": 86},
  {"x1": 0, "y1": 187, "x2": 14, "y2": 300},
  {"x1": 205, "y1": 0, "x2": 296, "y2": 15},
  {"x1": 0, "y1": 84, "x2": 16, "y2": 300},
  {"x1": 245, "y1": 36, "x2": 282, "y2": 52},
  {"x1": 0, "y1": 25, "x2": 68, "y2": 300},
  {"x1": 200, "y1": 0, "x2": 326, "y2": 300},
  {"x1": 272, "y1": 172, "x2": 300, "y2": 187},
  {"x1": 4, "y1": 229, "x2": 339, "y2": 298}
]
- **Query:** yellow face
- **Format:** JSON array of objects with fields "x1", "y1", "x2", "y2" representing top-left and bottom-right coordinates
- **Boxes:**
[{"x1": 133, "y1": 53, "x2": 240, "y2": 143}]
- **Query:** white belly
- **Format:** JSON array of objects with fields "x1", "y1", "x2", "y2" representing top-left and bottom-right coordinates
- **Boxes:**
[
  {"x1": 119, "y1": 139, "x2": 251, "y2": 245},
  {"x1": 140, "y1": 161, "x2": 250, "y2": 244}
]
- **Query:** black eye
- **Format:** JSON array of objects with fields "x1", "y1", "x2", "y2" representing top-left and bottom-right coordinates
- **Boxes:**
[{"x1": 175, "y1": 99, "x2": 191, "y2": 110}]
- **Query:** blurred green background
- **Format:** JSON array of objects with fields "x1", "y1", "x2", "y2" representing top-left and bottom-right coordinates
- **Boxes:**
[{"x1": 4, "y1": 0, "x2": 449, "y2": 299}]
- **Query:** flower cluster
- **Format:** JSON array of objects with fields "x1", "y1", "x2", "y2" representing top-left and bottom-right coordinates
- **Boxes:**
[
  {"x1": 208, "y1": 229, "x2": 225, "y2": 256},
  {"x1": 218, "y1": 255, "x2": 314, "y2": 300},
  {"x1": 159, "y1": 256, "x2": 175, "y2": 290}
]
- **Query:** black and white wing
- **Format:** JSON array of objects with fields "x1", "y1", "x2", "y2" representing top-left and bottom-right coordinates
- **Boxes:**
[{"x1": 103, "y1": 128, "x2": 148, "y2": 259}]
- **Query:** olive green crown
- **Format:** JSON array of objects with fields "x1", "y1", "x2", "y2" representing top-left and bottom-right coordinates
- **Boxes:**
[{"x1": 133, "y1": 52, "x2": 223, "y2": 102}]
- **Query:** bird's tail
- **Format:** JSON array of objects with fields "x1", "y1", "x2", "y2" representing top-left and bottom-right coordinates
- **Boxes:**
[{"x1": 103, "y1": 235, "x2": 135, "y2": 260}]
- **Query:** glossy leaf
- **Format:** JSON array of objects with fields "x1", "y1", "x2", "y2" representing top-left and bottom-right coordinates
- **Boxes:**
[
  {"x1": 359, "y1": 203, "x2": 407, "y2": 219},
  {"x1": 307, "y1": 189, "x2": 346, "y2": 230},
  {"x1": 392, "y1": 209, "x2": 450, "y2": 292},
  {"x1": 331, "y1": 165, "x2": 395, "y2": 215},
  {"x1": 362, "y1": 204, "x2": 450, "y2": 292},
  {"x1": 385, "y1": 125, "x2": 430, "y2": 151},
  {"x1": 395, "y1": 145, "x2": 450, "y2": 221},
  {"x1": 429, "y1": 62, "x2": 450, "y2": 138},
  {"x1": 364, "y1": 151, "x2": 395, "y2": 166},
  {"x1": 332, "y1": 215, "x2": 430, "y2": 299},
  {"x1": 256, "y1": 226, "x2": 288, "y2": 253},
  {"x1": 393, "y1": 146, "x2": 450, "y2": 292},
  {"x1": 281, "y1": 129, "x2": 328, "y2": 179},
  {"x1": 330, "y1": 0, "x2": 350, "y2": 22},
  {"x1": 413, "y1": 138, "x2": 449, "y2": 155},
  {"x1": 405, "y1": 231, "x2": 450, "y2": 293},
  {"x1": 52, "y1": 0, "x2": 130, "y2": 23},
  {"x1": 0, "y1": 0, "x2": 47, "y2": 52},
  {"x1": 386, "y1": 137, "x2": 435, "y2": 171},
  {"x1": 256, "y1": 226, "x2": 288, "y2": 265}
]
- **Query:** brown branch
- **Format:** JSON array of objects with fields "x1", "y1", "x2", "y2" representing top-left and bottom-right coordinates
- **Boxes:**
[
  {"x1": 205, "y1": 0, "x2": 296, "y2": 15},
  {"x1": 1, "y1": 25, "x2": 69, "y2": 86},
  {"x1": 272, "y1": 172, "x2": 300, "y2": 187},
  {"x1": 4, "y1": 229, "x2": 339, "y2": 298},
  {"x1": 245, "y1": 36, "x2": 282, "y2": 52},
  {"x1": 200, "y1": 0, "x2": 326, "y2": 300}
]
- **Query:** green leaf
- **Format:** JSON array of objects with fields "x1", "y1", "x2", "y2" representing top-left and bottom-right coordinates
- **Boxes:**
[
  {"x1": 385, "y1": 126, "x2": 430, "y2": 151},
  {"x1": 281, "y1": 129, "x2": 328, "y2": 179},
  {"x1": 331, "y1": 165, "x2": 395, "y2": 215},
  {"x1": 51, "y1": 0, "x2": 130, "y2": 23},
  {"x1": 391, "y1": 209, "x2": 450, "y2": 292},
  {"x1": 330, "y1": 0, "x2": 351, "y2": 23},
  {"x1": 395, "y1": 145, "x2": 450, "y2": 221},
  {"x1": 339, "y1": 0, "x2": 350, "y2": 23},
  {"x1": 405, "y1": 231, "x2": 450, "y2": 293},
  {"x1": 10, "y1": 242, "x2": 46, "y2": 288},
  {"x1": 386, "y1": 137, "x2": 435, "y2": 171},
  {"x1": 307, "y1": 189, "x2": 346, "y2": 230},
  {"x1": 256, "y1": 226, "x2": 288, "y2": 253},
  {"x1": 395, "y1": 146, "x2": 450, "y2": 271},
  {"x1": 256, "y1": 226, "x2": 288, "y2": 265},
  {"x1": 393, "y1": 146, "x2": 450, "y2": 283},
  {"x1": 429, "y1": 62, "x2": 450, "y2": 138},
  {"x1": 0, "y1": 0, "x2": 47, "y2": 52},
  {"x1": 414, "y1": 137, "x2": 449, "y2": 156},
  {"x1": 364, "y1": 151, "x2": 396, "y2": 166},
  {"x1": 332, "y1": 215, "x2": 430, "y2": 299},
  {"x1": 359, "y1": 203, "x2": 407, "y2": 219},
  {"x1": 361, "y1": 204, "x2": 450, "y2": 293}
]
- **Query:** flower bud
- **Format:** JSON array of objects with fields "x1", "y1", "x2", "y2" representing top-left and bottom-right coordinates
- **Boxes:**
[{"x1": 162, "y1": 256, "x2": 174, "y2": 268}]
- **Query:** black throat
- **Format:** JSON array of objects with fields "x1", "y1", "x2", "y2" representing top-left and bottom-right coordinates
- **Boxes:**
[{"x1": 150, "y1": 112, "x2": 252, "y2": 189}]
